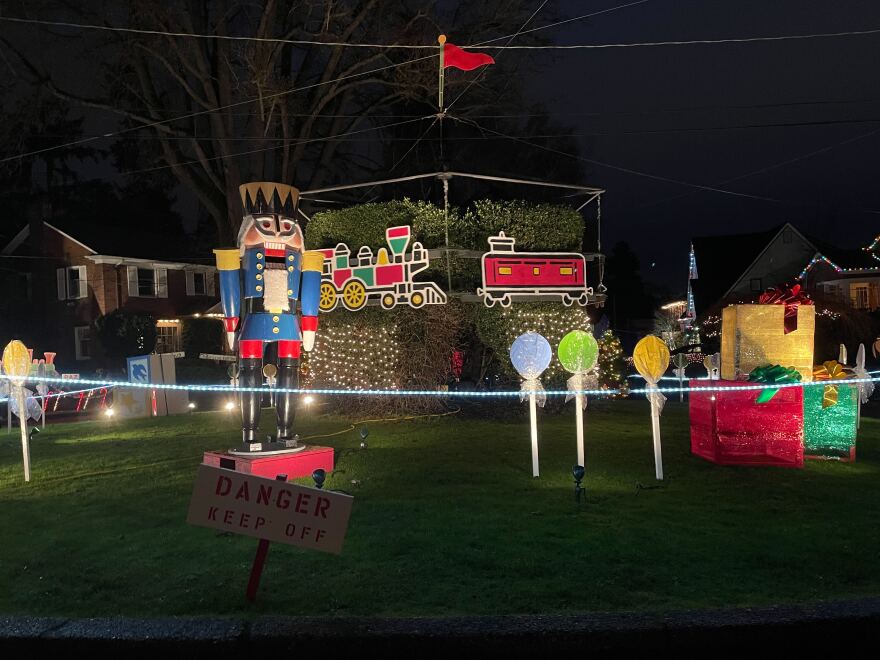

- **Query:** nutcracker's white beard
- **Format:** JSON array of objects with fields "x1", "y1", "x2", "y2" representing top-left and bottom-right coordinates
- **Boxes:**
[{"x1": 263, "y1": 269, "x2": 290, "y2": 312}]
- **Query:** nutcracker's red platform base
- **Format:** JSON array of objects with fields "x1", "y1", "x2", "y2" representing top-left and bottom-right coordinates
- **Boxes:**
[{"x1": 203, "y1": 446, "x2": 334, "y2": 480}]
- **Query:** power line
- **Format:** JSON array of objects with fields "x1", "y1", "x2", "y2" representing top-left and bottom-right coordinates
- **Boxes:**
[
  {"x1": 120, "y1": 115, "x2": 433, "y2": 177},
  {"x1": 448, "y1": 113, "x2": 791, "y2": 204},
  {"x1": 446, "y1": 0, "x2": 552, "y2": 112},
  {"x1": 0, "y1": 15, "x2": 433, "y2": 49},
  {"x1": 0, "y1": 52, "x2": 437, "y2": 165},
  {"x1": 482, "y1": 26, "x2": 880, "y2": 49},
  {"x1": 8, "y1": 5, "x2": 876, "y2": 51},
  {"x1": 28, "y1": 116, "x2": 880, "y2": 143}
]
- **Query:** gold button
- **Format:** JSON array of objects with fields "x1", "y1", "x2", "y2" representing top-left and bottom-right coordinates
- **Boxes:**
[
  {"x1": 272, "y1": 327, "x2": 279, "y2": 334},
  {"x1": 257, "y1": 264, "x2": 264, "y2": 270},
  {"x1": 287, "y1": 289, "x2": 293, "y2": 296},
  {"x1": 288, "y1": 266, "x2": 294, "y2": 272},
  {"x1": 272, "y1": 315, "x2": 280, "y2": 322},
  {"x1": 256, "y1": 285, "x2": 263, "y2": 291},
  {"x1": 288, "y1": 255, "x2": 294, "y2": 261},
  {"x1": 256, "y1": 274, "x2": 262, "y2": 281},
  {"x1": 256, "y1": 253, "x2": 263, "y2": 259}
]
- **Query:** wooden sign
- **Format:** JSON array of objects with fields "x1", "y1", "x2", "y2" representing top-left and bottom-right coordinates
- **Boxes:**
[{"x1": 186, "y1": 465, "x2": 353, "y2": 554}]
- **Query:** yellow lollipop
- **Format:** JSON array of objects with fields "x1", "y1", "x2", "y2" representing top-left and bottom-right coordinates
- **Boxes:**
[
  {"x1": 633, "y1": 335, "x2": 670, "y2": 384},
  {"x1": 2, "y1": 340, "x2": 30, "y2": 381}
]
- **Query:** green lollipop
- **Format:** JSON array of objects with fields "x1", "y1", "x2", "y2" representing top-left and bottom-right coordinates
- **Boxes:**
[{"x1": 558, "y1": 330, "x2": 599, "y2": 374}]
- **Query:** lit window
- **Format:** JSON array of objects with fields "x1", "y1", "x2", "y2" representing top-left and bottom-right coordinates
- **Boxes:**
[
  {"x1": 498, "y1": 267, "x2": 512, "y2": 275},
  {"x1": 533, "y1": 267, "x2": 540, "y2": 276},
  {"x1": 156, "y1": 323, "x2": 181, "y2": 353},
  {"x1": 560, "y1": 267, "x2": 573, "y2": 275}
]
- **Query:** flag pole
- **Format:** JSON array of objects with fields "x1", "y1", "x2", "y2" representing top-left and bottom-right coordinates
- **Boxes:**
[{"x1": 438, "y1": 34, "x2": 446, "y2": 111}]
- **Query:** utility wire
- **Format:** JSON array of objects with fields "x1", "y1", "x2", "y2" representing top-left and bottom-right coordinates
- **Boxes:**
[
  {"x1": 0, "y1": 52, "x2": 437, "y2": 164},
  {"x1": 120, "y1": 115, "x2": 433, "y2": 177},
  {"x1": 3, "y1": 11, "x2": 879, "y2": 50}
]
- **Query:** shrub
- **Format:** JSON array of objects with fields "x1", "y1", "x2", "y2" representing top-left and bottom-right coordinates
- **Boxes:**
[{"x1": 94, "y1": 310, "x2": 156, "y2": 361}]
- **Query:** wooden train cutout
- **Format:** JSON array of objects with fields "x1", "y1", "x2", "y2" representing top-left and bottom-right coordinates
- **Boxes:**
[
  {"x1": 316, "y1": 226, "x2": 447, "y2": 312},
  {"x1": 476, "y1": 232, "x2": 592, "y2": 308}
]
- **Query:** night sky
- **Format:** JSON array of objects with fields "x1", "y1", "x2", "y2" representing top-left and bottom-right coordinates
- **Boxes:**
[{"x1": 4, "y1": 0, "x2": 880, "y2": 293}]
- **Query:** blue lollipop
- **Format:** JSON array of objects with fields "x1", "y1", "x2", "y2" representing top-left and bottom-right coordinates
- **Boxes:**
[{"x1": 509, "y1": 332, "x2": 552, "y2": 380}]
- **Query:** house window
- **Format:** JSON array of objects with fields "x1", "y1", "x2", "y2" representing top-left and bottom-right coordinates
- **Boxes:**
[
  {"x1": 750, "y1": 278, "x2": 763, "y2": 292},
  {"x1": 127, "y1": 266, "x2": 168, "y2": 298},
  {"x1": 852, "y1": 284, "x2": 869, "y2": 310},
  {"x1": 155, "y1": 322, "x2": 181, "y2": 353},
  {"x1": 56, "y1": 266, "x2": 88, "y2": 300},
  {"x1": 74, "y1": 326, "x2": 92, "y2": 360},
  {"x1": 185, "y1": 270, "x2": 214, "y2": 296}
]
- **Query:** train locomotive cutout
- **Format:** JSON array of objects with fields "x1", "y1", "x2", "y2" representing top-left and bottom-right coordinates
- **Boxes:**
[
  {"x1": 477, "y1": 232, "x2": 593, "y2": 308},
  {"x1": 316, "y1": 226, "x2": 447, "y2": 312}
]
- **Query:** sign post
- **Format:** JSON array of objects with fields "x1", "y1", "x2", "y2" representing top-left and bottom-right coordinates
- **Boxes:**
[{"x1": 187, "y1": 465, "x2": 354, "y2": 600}]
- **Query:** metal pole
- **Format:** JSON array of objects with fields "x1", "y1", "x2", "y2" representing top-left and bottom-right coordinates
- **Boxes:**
[{"x1": 438, "y1": 35, "x2": 446, "y2": 110}]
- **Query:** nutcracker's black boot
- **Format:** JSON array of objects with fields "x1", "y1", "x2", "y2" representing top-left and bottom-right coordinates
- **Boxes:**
[
  {"x1": 276, "y1": 357, "x2": 299, "y2": 443},
  {"x1": 239, "y1": 357, "x2": 262, "y2": 446}
]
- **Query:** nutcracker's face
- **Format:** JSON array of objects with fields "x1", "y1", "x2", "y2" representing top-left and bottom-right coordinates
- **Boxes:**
[{"x1": 239, "y1": 214, "x2": 304, "y2": 261}]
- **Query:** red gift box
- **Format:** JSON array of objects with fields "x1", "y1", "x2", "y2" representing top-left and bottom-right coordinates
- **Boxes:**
[{"x1": 689, "y1": 379, "x2": 804, "y2": 467}]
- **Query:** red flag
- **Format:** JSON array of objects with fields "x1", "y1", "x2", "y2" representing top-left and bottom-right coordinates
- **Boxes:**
[{"x1": 443, "y1": 43, "x2": 495, "y2": 71}]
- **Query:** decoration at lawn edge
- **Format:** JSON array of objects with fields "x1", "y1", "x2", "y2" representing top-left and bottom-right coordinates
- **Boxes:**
[
  {"x1": 477, "y1": 232, "x2": 592, "y2": 308},
  {"x1": 2, "y1": 340, "x2": 33, "y2": 482},
  {"x1": 558, "y1": 330, "x2": 599, "y2": 468},
  {"x1": 510, "y1": 332, "x2": 552, "y2": 477},
  {"x1": 633, "y1": 335, "x2": 670, "y2": 480},
  {"x1": 853, "y1": 344, "x2": 873, "y2": 428},
  {"x1": 672, "y1": 352, "x2": 689, "y2": 401},
  {"x1": 315, "y1": 226, "x2": 446, "y2": 312}
]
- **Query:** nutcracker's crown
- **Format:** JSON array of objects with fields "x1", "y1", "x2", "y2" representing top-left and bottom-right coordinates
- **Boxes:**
[{"x1": 239, "y1": 182, "x2": 300, "y2": 217}]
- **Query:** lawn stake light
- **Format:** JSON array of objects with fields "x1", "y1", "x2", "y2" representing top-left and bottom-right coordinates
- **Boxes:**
[
  {"x1": 633, "y1": 336, "x2": 670, "y2": 481},
  {"x1": 854, "y1": 344, "x2": 873, "y2": 429},
  {"x1": 673, "y1": 352, "x2": 689, "y2": 402},
  {"x1": 359, "y1": 426, "x2": 369, "y2": 449},
  {"x1": 572, "y1": 464, "x2": 585, "y2": 503},
  {"x1": 557, "y1": 330, "x2": 599, "y2": 468},
  {"x1": 510, "y1": 332, "x2": 552, "y2": 477},
  {"x1": 2, "y1": 340, "x2": 33, "y2": 482}
]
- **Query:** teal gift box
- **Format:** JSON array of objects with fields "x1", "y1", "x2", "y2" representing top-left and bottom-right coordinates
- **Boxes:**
[{"x1": 803, "y1": 383, "x2": 858, "y2": 460}]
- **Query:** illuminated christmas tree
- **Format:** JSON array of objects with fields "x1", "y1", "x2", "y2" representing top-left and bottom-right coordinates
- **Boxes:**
[{"x1": 597, "y1": 329, "x2": 629, "y2": 397}]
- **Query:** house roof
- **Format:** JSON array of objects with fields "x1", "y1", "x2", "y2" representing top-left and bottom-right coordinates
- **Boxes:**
[
  {"x1": 803, "y1": 233, "x2": 879, "y2": 271},
  {"x1": 691, "y1": 225, "x2": 783, "y2": 312}
]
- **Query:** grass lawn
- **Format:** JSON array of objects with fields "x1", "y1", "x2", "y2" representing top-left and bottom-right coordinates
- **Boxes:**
[{"x1": 1, "y1": 399, "x2": 879, "y2": 618}]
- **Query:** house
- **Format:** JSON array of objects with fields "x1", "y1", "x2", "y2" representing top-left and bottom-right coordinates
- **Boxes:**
[
  {"x1": 1, "y1": 215, "x2": 219, "y2": 371},
  {"x1": 691, "y1": 223, "x2": 880, "y2": 314}
]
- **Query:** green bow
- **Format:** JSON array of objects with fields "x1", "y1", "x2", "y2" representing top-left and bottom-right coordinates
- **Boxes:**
[{"x1": 748, "y1": 364, "x2": 802, "y2": 403}]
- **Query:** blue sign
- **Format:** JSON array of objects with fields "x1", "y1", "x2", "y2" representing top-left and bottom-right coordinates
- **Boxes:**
[{"x1": 127, "y1": 355, "x2": 152, "y2": 384}]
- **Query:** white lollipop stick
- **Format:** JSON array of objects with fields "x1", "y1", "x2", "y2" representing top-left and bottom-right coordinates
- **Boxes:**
[
  {"x1": 575, "y1": 391, "x2": 585, "y2": 467},
  {"x1": 16, "y1": 387, "x2": 31, "y2": 482},
  {"x1": 649, "y1": 383, "x2": 663, "y2": 480},
  {"x1": 529, "y1": 391, "x2": 539, "y2": 477}
]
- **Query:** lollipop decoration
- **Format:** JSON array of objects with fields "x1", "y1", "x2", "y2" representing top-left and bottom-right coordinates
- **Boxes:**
[
  {"x1": 3, "y1": 340, "x2": 33, "y2": 482},
  {"x1": 557, "y1": 330, "x2": 599, "y2": 468},
  {"x1": 510, "y1": 332, "x2": 552, "y2": 477},
  {"x1": 633, "y1": 335, "x2": 670, "y2": 480},
  {"x1": 853, "y1": 344, "x2": 873, "y2": 429}
]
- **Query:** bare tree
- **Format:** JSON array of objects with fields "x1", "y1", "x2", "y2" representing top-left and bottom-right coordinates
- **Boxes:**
[{"x1": 2, "y1": 0, "x2": 557, "y2": 243}]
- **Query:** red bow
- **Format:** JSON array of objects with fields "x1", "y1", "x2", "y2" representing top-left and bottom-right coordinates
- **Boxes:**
[{"x1": 758, "y1": 284, "x2": 812, "y2": 334}]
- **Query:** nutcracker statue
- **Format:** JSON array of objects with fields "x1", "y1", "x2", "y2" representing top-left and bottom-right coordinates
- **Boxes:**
[{"x1": 214, "y1": 182, "x2": 322, "y2": 452}]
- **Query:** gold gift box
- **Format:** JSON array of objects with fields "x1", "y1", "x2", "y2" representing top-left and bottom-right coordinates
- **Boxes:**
[{"x1": 720, "y1": 304, "x2": 815, "y2": 381}]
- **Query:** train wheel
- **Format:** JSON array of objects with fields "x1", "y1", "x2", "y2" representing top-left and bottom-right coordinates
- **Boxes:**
[
  {"x1": 483, "y1": 296, "x2": 496, "y2": 308},
  {"x1": 409, "y1": 291, "x2": 425, "y2": 309},
  {"x1": 342, "y1": 280, "x2": 367, "y2": 310},
  {"x1": 577, "y1": 293, "x2": 590, "y2": 306},
  {"x1": 561, "y1": 294, "x2": 574, "y2": 307},
  {"x1": 381, "y1": 293, "x2": 396, "y2": 310},
  {"x1": 319, "y1": 282, "x2": 338, "y2": 312},
  {"x1": 499, "y1": 294, "x2": 512, "y2": 308}
]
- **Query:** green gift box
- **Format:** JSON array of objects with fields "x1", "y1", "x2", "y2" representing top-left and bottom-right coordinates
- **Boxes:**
[{"x1": 803, "y1": 383, "x2": 858, "y2": 459}]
